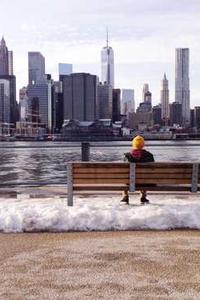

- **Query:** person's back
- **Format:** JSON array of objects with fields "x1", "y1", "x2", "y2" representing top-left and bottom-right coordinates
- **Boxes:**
[
  {"x1": 121, "y1": 135, "x2": 154, "y2": 205},
  {"x1": 125, "y1": 149, "x2": 154, "y2": 163}
]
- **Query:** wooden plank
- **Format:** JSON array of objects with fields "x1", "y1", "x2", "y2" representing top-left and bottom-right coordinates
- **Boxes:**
[
  {"x1": 136, "y1": 185, "x2": 193, "y2": 192},
  {"x1": 136, "y1": 163, "x2": 193, "y2": 167},
  {"x1": 73, "y1": 173, "x2": 129, "y2": 179},
  {"x1": 73, "y1": 168, "x2": 129, "y2": 174},
  {"x1": 136, "y1": 168, "x2": 192, "y2": 174},
  {"x1": 136, "y1": 173, "x2": 192, "y2": 179},
  {"x1": 73, "y1": 185, "x2": 195, "y2": 192},
  {"x1": 74, "y1": 178, "x2": 129, "y2": 184},
  {"x1": 73, "y1": 163, "x2": 129, "y2": 168},
  {"x1": 73, "y1": 185, "x2": 128, "y2": 191},
  {"x1": 136, "y1": 179, "x2": 191, "y2": 184}
]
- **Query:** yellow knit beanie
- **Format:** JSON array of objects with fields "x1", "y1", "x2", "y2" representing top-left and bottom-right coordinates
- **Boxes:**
[{"x1": 132, "y1": 135, "x2": 145, "y2": 150}]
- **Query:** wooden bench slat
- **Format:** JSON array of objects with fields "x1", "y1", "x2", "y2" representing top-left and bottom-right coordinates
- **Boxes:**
[
  {"x1": 73, "y1": 168, "x2": 129, "y2": 174},
  {"x1": 136, "y1": 163, "x2": 193, "y2": 168},
  {"x1": 73, "y1": 185, "x2": 195, "y2": 192},
  {"x1": 73, "y1": 185, "x2": 129, "y2": 191},
  {"x1": 74, "y1": 178, "x2": 129, "y2": 184},
  {"x1": 136, "y1": 173, "x2": 192, "y2": 179},
  {"x1": 73, "y1": 163, "x2": 129, "y2": 168},
  {"x1": 136, "y1": 168, "x2": 192, "y2": 174},
  {"x1": 73, "y1": 174, "x2": 129, "y2": 179},
  {"x1": 136, "y1": 179, "x2": 192, "y2": 184}
]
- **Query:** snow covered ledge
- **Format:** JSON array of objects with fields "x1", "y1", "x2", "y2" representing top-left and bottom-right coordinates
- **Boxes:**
[{"x1": 0, "y1": 194, "x2": 200, "y2": 232}]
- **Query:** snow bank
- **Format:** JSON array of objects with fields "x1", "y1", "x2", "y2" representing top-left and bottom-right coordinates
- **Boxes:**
[{"x1": 0, "y1": 194, "x2": 200, "y2": 232}]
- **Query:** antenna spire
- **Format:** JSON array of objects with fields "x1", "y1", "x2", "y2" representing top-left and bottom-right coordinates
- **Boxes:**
[{"x1": 106, "y1": 27, "x2": 109, "y2": 47}]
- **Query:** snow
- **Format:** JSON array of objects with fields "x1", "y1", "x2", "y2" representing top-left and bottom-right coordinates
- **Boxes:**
[{"x1": 0, "y1": 194, "x2": 200, "y2": 232}]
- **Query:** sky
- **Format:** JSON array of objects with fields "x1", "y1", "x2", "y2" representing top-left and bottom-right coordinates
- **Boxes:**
[{"x1": 1, "y1": 0, "x2": 200, "y2": 107}]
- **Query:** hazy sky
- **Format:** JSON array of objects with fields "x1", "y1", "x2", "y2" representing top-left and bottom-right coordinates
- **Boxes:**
[{"x1": 1, "y1": 0, "x2": 200, "y2": 107}]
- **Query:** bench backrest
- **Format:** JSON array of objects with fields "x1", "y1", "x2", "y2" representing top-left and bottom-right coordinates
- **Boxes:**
[{"x1": 67, "y1": 162, "x2": 199, "y2": 206}]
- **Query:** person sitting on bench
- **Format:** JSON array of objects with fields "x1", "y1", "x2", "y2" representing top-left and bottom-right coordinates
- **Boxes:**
[{"x1": 121, "y1": 135, "x2": 154, "y2": 205}]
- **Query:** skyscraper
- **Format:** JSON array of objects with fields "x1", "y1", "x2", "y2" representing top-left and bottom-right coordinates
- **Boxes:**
[
  {"x1": 0, "y1": 37, "x2": 9, "y2": 75},
  {"x1": 27, "y1": 82, "x2": 49, "y2": 126},
  {"x1": 97, "y1": 82, "x2": 112, "y2": 119},
  {"x1": 142, "y1": 83, "x2": 149, "y2": 102},
  {"x1": 160, "y1": 73, "x2": 169, "y2": 124},
  {"x1": 169, "y1": 102, "x2": 182, "y2": 126},
  {"x1": 112, "y1": 89, "x2": 121, "y2": 122},
  {"x1": 101, "y1": 31, "x2": 114, "y2": 87},
  {"x1": 121, "y1": 89, "x2": 135, "y2": 115},
  {"x1": 175, "y1": 48, "x2": 190, "y2": 127},
  {"x1": 8, "y1": 51, "x2": 13, "y2": 75},
  {"x1": 28, "y1": 52, "x2": 45, "y2": 84},
  {"x1": 62, "y1": 73, "x2": 99, "y2": 122},
  {"x1": 0, "y1": 75, "x2": 17, "y2": 124},
  {"x1": 0, "y1": 37, "x2": 17, "y2": 124}
]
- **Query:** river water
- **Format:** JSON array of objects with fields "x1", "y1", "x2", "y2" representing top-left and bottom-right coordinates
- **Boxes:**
[{"x1": 0, "y1": 141, "x2": 200, "y2": 186}]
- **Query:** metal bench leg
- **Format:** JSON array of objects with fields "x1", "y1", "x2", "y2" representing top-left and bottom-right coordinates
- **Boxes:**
[
  {"x1": 129, "y1": 163, "x2": 136, "y2": 192},
  {"x1": 67, "y1": 163, "x2": 73, "y2": 206},
  {"x1": 191, "y1": 163, "x2": 199, "y2": 193}
]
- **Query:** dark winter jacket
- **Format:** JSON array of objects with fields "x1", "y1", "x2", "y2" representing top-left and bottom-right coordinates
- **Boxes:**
[{"x1": 124, "y1": 149, "x2": 154, "y2": 163}]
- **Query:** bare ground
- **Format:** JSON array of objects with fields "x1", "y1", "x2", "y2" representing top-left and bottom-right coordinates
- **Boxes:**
[{"x1": 0, "y1": 231, "x2": 200, "y2": 300}]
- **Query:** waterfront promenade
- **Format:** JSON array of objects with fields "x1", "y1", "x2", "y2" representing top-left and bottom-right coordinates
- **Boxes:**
[{"x1": 0, "y1": 230, "x2": 200, "y2": 299}]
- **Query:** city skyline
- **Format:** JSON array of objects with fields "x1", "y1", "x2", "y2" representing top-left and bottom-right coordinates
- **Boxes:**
[{"x1": 1, "y1": 0, "x2": 200, "y2": 107}]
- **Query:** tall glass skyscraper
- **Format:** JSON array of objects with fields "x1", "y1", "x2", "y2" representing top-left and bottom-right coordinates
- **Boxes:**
[
  {"x1": 101, "y1": 32, "x2": 114, "y2": 87},
  {"x1": 28, "y1": 52, "x2": 45, "y2": 84},
  {"x1": 0, "y1": 37, "x2": 9, "y2": 75},
  {"x1": 160, "y1": 73, "x2": 169, "y2": 123},
  {"x1": 121, "y1": 89, "x2": 135, "y2": 115},
  {"x1": 175, "y1": 48, "x2": 190, "y2": 127},
  {"x1": 0, "y1": 37, "x2": 17, "y2": 124},
  {"x1": 62, "y1": 73, "x2": 99, "y2": 122}
]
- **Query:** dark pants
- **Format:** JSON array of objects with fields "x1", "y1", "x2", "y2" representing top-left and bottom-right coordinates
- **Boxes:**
[{"x1": 122, "y1": 189, "x2": 147, "y2": 199}]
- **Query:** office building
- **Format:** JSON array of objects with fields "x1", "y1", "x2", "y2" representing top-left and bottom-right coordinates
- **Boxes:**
[
  {"x1": 8, "y1": 51, "x2": 13, "y2": 75},
  {"x1": 28, "y1": 52, "x2": 45, "y2": 84},
  {"x1": 121, "y1": 89, "x2": 135, "y2": 115},
  {"x1": 0, "y1": 38, "x2": 17, "y2": 125},
  {"x1": 152, "y1": 105, "x2": 162, "y2": 125},
  {"x1": 112, "y1": 89, "x2": 121, "y2": 122},
  {"x1": 0, "y1": 75, "x2": 17, "y2": 124},
  {"x1": 27, "y1": 78, "x2": 54, "y2": 129},
  {"x1": 0, "y1": 37, "x2": 9, "y2": 75},
  {"x1": 169, "y1": 102, "x2": 182, "y2": 126},
  {"x1": 53, "y1": 81, "x2": 63, "y2": 132},
  {"x1": 142, "y1": 83, "x2": 149, "y2": 102},
  {"x1": 190, "y1": 109, "x2": 194, "y2": 128},
  {"x1": 58, "y1": 63, "x2": 72, "y2": 76},
  {"x1": 62, "y1": 73, "x2": 99, "y2": 122},
  {"x1": 128, "y1": 111, "x2": 153, "y2": 130},
  {"x1": 19, "y1": 87, "x2": 28, "y2": 121},
  {"x1": 194, "y1": 107, "x2": 200, "y2": 129},
  {"x1": 97, "y1": 82, "x2": 112, "y2": 119},
  {"x1": 101, "y1": 32, "x2": 114, "y2": 87},
  {"x1": 160, "y1": 73, "x2": 169, "y2": 124},
  {"x1": 175, "y1": 48, "x2": 190, "y2": 127}
]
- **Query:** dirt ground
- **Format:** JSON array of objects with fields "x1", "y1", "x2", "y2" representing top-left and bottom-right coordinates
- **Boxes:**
[{"x1": 0, "y1": 231, "x2": 200, "y2": 300}]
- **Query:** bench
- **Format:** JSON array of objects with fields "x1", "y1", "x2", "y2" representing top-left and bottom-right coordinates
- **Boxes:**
[{"x1": 67, "y1": 162, "x2": 200, "y2": 206}]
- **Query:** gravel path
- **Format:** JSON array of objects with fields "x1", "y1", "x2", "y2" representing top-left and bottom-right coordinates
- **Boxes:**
[{"x1": 0, "y1": 231, "x2": 200, "y2": 300}]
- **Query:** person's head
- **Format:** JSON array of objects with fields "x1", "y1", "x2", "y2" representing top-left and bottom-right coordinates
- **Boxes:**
[{"x1": 132, "y1": 135, "x2": 145, "y2": 150}]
